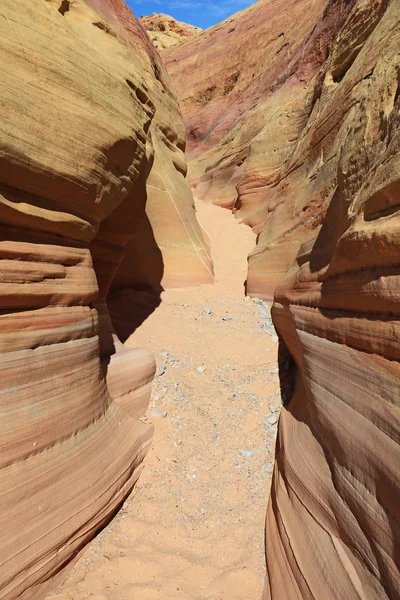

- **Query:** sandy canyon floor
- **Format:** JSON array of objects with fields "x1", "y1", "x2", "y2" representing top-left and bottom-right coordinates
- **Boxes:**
[{"x1": 48, "y1": 201, "x2": 281, "y2": 600}]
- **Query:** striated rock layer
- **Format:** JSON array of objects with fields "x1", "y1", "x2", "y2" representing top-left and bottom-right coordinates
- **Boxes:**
[
  {"x1": 264, "y1": 0, "x2": 400, "y2": 598},
  {"x1": 0, "y1": 1, "x2": 210, "y2": 598}
]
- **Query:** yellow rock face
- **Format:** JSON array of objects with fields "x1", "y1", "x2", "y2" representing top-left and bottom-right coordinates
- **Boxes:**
[
  {"x1": 0, "y1": 1, "x2": 210, "y2": 598},
  {"x1": 140, "y1": 13, "x2": 202, "y2": 50}
]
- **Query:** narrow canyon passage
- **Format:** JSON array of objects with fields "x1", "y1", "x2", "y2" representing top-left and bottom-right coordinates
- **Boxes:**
[{"x1": 48, "y1": 202, "x2": 281, "y2": 600}]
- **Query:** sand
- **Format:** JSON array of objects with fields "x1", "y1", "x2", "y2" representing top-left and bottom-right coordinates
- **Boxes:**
[{"x1": 48, "y1": 201, "x2": 281, "y2": 600}]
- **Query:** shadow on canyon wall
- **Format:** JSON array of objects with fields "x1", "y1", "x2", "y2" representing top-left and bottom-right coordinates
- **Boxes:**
[{"x1": 107, "y1": 214, "x2": 164, "y2": 342}]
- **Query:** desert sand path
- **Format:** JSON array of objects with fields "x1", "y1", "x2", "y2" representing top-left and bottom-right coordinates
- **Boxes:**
[{"x1": 49, "y1": 201, "x2": 281, "y2": 600}]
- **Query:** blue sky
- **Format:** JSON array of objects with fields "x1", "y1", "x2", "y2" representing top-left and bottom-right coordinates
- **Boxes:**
[{"x1": 127, "y1": 0, "x2": 255, "y2": 29}]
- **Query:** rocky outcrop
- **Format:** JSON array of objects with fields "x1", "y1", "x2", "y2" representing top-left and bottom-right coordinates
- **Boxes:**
[
  {"x1": 0, "y1": 1, "x2": 210, "y2": 598},
  {"x1": 140, "y1": 13, "x2": 202, "y2": 50}
]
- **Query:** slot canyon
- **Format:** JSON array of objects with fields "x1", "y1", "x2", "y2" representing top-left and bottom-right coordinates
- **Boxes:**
[{"x1": 0, "y1": 1, "x2": 399, "y2": 599}]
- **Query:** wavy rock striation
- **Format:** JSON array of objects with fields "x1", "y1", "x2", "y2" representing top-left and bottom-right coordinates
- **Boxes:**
[
  {"x1": 265, "y1": 1, "x2": 400, "y2": 597},
  {"x1": 0, "y1": 1, "x2": 210, "y2": 598}
]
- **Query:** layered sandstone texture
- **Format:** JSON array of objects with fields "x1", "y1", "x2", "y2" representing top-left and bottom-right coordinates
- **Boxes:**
[
  {"x1": 140, "y1": 13, "x2": 202, "y2": 50},
  {"x1": 264, "y1": 0, "x2": 400, "y2": 598},
  {"x1": 164, "y1": 0, "x2": 358, "y2": 298},
  {"x1": 0, "y1": 1, "x2": 209, "y2": 598}
]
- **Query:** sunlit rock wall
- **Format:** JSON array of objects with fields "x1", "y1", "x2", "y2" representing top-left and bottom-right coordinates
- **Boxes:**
[
  {"x1": 265, "y1": 1, "x2": 400, "y2": 597},
  {"x1": 0, "y1": 0, "x2": 210, "y2": 598}
]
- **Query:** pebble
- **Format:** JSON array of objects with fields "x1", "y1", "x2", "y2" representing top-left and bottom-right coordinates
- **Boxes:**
[
  {"x1": 265, "y1": 414, "x2": 279, "y2": 426},
  {"x1": 153, "y1": 393, "x2": 164, "y2": 402},
  {"x1": 264, "y1": 462, "x2": 274, "y2": 475},
  {"x1": 160, "y1": 351, "x2": 169, "y2": 358},
  {"x1": 269, "y1": 402, "x2": 281, "y2": 413},
  {"x1": 203, "y1": 307, "x2": 212, "y2": 315},
  {"x1": 222, "y1": 316, "x2": 233, "y2": 321},
  {"x1": 240, "y1": 449, "x2": 255, "y2": 457},
  {"x1": 157, "y1": 365, "x2": 167, "y2": 377},
  {"x1": 259, "y1": 308, "x2": 268, "y2": 319},
  {"x1": 151, "y1": 410, "x2": 168, "y2": 418},
  {"x1": 197, "y1": 365, "x2": 206, "y2": 374}
]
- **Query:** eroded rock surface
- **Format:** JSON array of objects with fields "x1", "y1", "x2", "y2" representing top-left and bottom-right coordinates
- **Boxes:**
[
  {"x1": 164, "y1": 0, "x2": 357, "y2": 298},
  {"x1": 264, "y1": 0, "x2": 400, "y2": 597},
  {"x1": 0, "y1": 1, "x2": 210, "y2": 598},
  {"x1": 140, "y1": 13, "x2": 202, "y2": 50}
]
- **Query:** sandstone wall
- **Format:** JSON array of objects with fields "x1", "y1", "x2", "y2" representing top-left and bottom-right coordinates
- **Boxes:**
[
  {"x1": 0, "y1": 1, "x2": 209, "y2": 598},
  {"x1": 264, "y1": 0, "x2": 400, "y2": 597}
]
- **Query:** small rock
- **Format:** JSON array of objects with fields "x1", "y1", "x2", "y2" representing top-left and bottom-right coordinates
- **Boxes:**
[
  {"x1": 222, "y1": 316, "x2": 233, "y2": 321},
  {"x1": 160, "y1": 351, "x2": 169, "y2": 358},
  {"x1": 265, "y1": 414, "x2": 279, "y2": 426},
  {"x1": 269, "y1": 402, "x2": 281, "y2": 413},
  {"x1": 203, "y1": 307, "x2": 212, "y2": 315},
  {"x1": 157, "y1": 365, "x2": 167, "y2": 377},
  {"x1": 197, "y1": 365, "x2": 206, "y2": 374},
  {"x1": 151, "y1": 410, "x2": 167, "y2": 418},
  {"x1": 153, "y1": 393, "x2": 164, "y2": 402},
  {"x1": 259, "y1": 308, "x2": 268, "y2": 319},
  {"x1": 139, "y1": 416, "x2": 148, "y2": 423},
  {"x1": 240, "y1": 449, "x2": 255, "y2": 457},
  {"x1": 264, "y1": 462, "x2": 274, "y2": 475}
]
